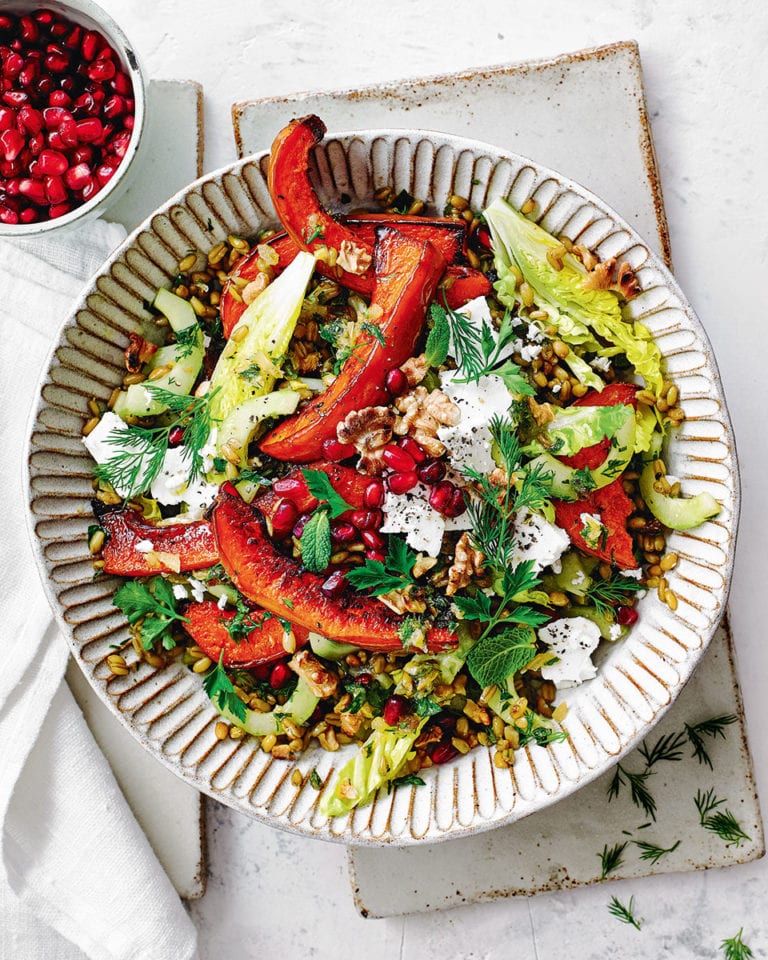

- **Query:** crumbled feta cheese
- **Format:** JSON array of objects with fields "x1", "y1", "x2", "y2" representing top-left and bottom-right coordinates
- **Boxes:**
[
  {"x1": 539, "y1": 616, "x2": 602, "y2": 688},
  {"x1": 151, "y1": 445, "x2": 218, "y2": 518},
  {"x1": 609, "y1": 623, "x2": 622, "y2": 641},
  {"x1": 520, "y1": 342, "x2": 543, "y2": 363},
  {"x1": 551, "y1": 382, "x2": 562, "y2": 394},
  {"x1": 216, "y1": 593, "x2": 228, "y2": 610},
  {"x1": 135, "y1": 539, "x2": 154, "y2": 553},
  {"x1": 527, "y1": 323, "x2": 544, "y2": 343},
  {"x1": 189, "y1": 578, "x2": 206, "y2": 603},
  {"x1": 551, "y1": 558, "x2": 563, "y2": 574},
  {"x1": 437, "y1": 373, "x2": 511, "y2": 475},
  {"x1": 623, "y1": 567, "x2": 643, "y2": 580},
  {"x1": 571, "y1": 569, "x2": 586, "y2": 587},
  {"x1": 381, "y1": 482, "x2": 471, "y2": 557},
  {"x1": 590, "y1": 355, "x2": 612, "y2": 373},
  {"x1": 511, "y1": 510, "x2": 570, "y2": 573},
  {"x1": 82, "y1": 412, "x2": 152, "y2": 497},
  {"x1": 172, "y1": 583, "x2": 188, "y2": 600},
  {"x1": 200, "y1": 428, "x2": 218, "y2": 474}
]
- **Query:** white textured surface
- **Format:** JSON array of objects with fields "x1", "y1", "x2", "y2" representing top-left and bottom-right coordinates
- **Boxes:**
[{"x1": 87, "y1": 0, "x2": 767, "y2": 956}]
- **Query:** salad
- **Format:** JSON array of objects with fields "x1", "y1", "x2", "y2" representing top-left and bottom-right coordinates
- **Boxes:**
[{"x1": 83, "y1": 115, "x2": 721, "y2": 817}]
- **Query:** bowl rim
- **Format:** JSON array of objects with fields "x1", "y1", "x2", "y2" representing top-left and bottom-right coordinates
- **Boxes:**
[
  {"x1": 24, "y1": 126, "x2": 741, "y2": 844},
  {"x1": 0, "y1": 0, "x2": 147, "y2": 238}
]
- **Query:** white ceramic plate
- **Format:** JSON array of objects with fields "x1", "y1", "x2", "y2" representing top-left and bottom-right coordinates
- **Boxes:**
[{"x1": 26, "y1": 128, "x2": 738, "y2": 844}]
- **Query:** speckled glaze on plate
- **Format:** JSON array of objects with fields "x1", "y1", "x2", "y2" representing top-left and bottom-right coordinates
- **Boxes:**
[{"x1": 26, "y1": 129, "x2": 739, "y2": 845}]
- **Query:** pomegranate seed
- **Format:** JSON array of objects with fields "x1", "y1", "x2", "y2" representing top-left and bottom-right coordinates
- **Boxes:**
[
  {"x1": 109, "y1": 128, "x2": 131, "y2": 156},
  {"x1": 72, "y1": 144, "x2": 93, "y2": 164},
  {"x1": 429, "y1": 480, "x2": 460, "y2": 516},
  {"x1": 103, "y1": 94, "x2": 125, "y2": 119},
  {"x1": 42, "y1": 105, "x2": 70, "y2": 128},
  {"x1": 4, "y1": 175, "x2": 19, "y2": 194},
  {"x1": 0, "y1": 202, "x2": 19, "y2": 224},
  {"x1": 0, "y1": 16, "x2": 16, "y2": 33},
  {"x1": 18, "y1": 104, "x2": 42, "y2": 133},
  {"x1": 0, "y1": 158, "x2": 21, "y2": 176},
  {"x1": 2, "y1": 90, "x2": 27, "y2": 108},
  {"x1": 398, "y1": 436, "x2": 426, "y2": 463},
  {"x1": 348, "y1": 510, "x2": 379, "y2": 531},
  {"x1": 80, "y1": 177, "x2": 98, "y2": 200},
  {"x1": 34, "y1": 75, "x2": 53, "y2": 96},
  {"x1": 46, "y1": 130, "x2": 64, "y2": 150},
  {"x1": 269, "y1": 662, "x2": 292, "y2": 689},
  {"x1": 387, "y1": 470, "x2": 419, "y2": 495},
  {"x1": 361, "y1": 529, "x2": 386, "y2": 552},
  {"x1": 271, "y1": 499, "x2": 299, "y2": 538},
  {"x1": 0, "y1": 128, "x2": 24, "y2": 160},
  {"x1": 252, "y1": 661, "x2": 271, "y2": 680},
  {"x1": 49, "y1": 22, "x2": 68, "y2": 39},
  {"x1": 383, "y1": 444, "x2": 415, "y2": 473},
  {"x1": 617, "y1": 606, "x2": 639, "y2": 626},
  {"x1": 384, "y1": 367, "x2": 408, "y2": 396},
  {"x1": 273, "y1": 474, "x2": 310, "y2": 501},
  {"x1": 19, "y1": 61, "x2": 39, "y2": 89},
  {"x1": 48, "y1": 201, "x2": 71, "y2": 218},
  {"x1": 321, "y1": 437, "x2": 355, "y2": 461},
  {"x1": 383, "y1": 695, "x2": 410, "y2": 726},
  {"x1": 48, "y1": 89, "x2": 71, "y2": 108},
  {"x1": 37, "y1": 147, "x2": 67, "y2": 175},
  {"x1": 417, "y1": 457, "x2": 446, "y2": 485},
  {"x1": 292, "y1": 513, "x2": 311, "y2": 539},
  {"x1": 167, "y1": 426, "x2": 185, "y2": 447},
  {"x1": 448, "y1": 487, "x2": 467, "y2": 517},
  {"x1": 330, "y1": 520, "x2": 356, "y2": 544},
  {"x1": 433, "y1": 714, "x2": 456, "y2": 734},
  {"x1": 320, "y1": 570, "x2": 348, "y2": 600},
  {"x1": 19, "y1": 205, "x2": 38, "y2": 223},
  {"x1": 19, "y1": 17, "x2": 39, "y2": 43},
  {"x1": 64, "y1": 25, "x2": 82, "y2": 50},
  {"x1": 75, "y1": 117, "x2": 102, "y2": 142},
  {"x1": 44, "y1": 51, "x2": 69, "y2": 73},
  {"x1": 18, "y1": 177, "x2": 46, "y2": 202},
  {"x1": 122, "y1": 114, "x2": 134, "y2": 131},
  {"x1": 0, "y1": 107, "x2": 15, "y2": 131},
  {"x1": 431, "y1": 742, "x2": 459, "y2": 765},
  {"x1": 365, "y1": 549, "x2": 386, "y2": 563},
  {"x1": 87, "y1": 58, "x2": 115, "y2": 82},
  {"x1": 3, "y1": 51, "x2": 24, "y2": 79},
  {"x1": 44, "y1": 173, "x2": 66, "y2": 203},
  {"x1": 64, "y1": 162, "x2": 90, "y2": 190},
  {"x1": 363, "y1": 480, "x2": 385, "y2": 509},
  {"x1": 33, "y1": 11, "x2": 54, "y2": 27},
  {"x1": 111, "y1": 70, "x2": 131, "y2": 95},
  {"x1": 81, "y1": 30, "x2": 103, "y2": 62},
  {"x1": 58, "y1": 117, "x2": 78, "y2": 146},
  {"x1": 72, "y1": 91, "x2": 96, "y2": 116}
]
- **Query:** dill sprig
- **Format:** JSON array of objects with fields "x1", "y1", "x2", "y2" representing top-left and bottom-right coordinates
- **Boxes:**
[
  {"x1": 608, "y1": 764, "x2": 657, "y2": 820},
  {"x1": 637, "y1": 730, "x2": 688, "y2": 768},
  {"x1": 633, "y1": 839, "x2": 681, "y2": 864},
  {"x1": 695, "y1": 789, "x2": 751, "y2": 846},
  {"x1": 607, "y1": 895, "x2": 641, "y2": 930},
  {"x1": 685, "y1": 715, "x2": 738, "y2": 769},
  {"x1": 598, "y1": 841, "x2": 627, "y2": 879},
  {"x1": 721, "y1": 929, "x2": 753, "y2": 960},
  {"x1": 583, "y1": 573, "x2": 645, "y2": 618},
  {"x1": 92, "y1": 386, "x2": 218, "y2": 499}
]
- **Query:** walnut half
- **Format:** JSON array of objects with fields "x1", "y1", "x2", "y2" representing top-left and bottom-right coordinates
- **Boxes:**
[
  {"x1": 336, "y1": 405, "x2": 395, "y2": 474},
  {"x1": 289, "y1": 650, "x2": 339, "y2": 699},
  {"x1": 446, "y1": 532, "x2": 485, "y2": 597},
  {"x1": 394, "y1": 386, "x2": 460, "y2": 457}
]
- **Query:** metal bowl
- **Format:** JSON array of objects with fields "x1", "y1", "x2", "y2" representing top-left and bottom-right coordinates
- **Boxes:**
[
  {"x1": 0, "y1": 0, "x2": 147, "y2": 238},
  {"x1": 25, "y1": 129, "x2": 739, "y2": 844}
]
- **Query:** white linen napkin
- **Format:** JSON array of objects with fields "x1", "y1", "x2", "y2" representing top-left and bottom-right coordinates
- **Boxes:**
[{"x1": 0, "y1": 221, "x2": 199, "y2": 960}]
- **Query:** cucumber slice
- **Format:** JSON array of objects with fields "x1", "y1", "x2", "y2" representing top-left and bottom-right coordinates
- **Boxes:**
[
  {"x1": 154, "y1": 288, "x2": 197, "y2": 332},
  {"x1": 639, "y1": 462, "x2": 720, "y2": 530},
  {"x1": 568, "y1": 604, "x2": 627, "y2": 641},
  {"x1": 527, "y1": 410, "x2": 635, "y2": 501},
  {"x1": 217, "y1": 677, "x2": 319, "y2": 736},
  {"x1": 217, "y1": 389, "x2": 301, "y2": 465},
  {"x1": 309, "y1": 632, "x2": 359, "y2": 661}
]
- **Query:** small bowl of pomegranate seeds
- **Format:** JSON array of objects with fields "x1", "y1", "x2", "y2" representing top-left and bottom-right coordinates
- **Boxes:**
[{"x1": 0, "y1": 1, "x2": 146, "y2": 235}]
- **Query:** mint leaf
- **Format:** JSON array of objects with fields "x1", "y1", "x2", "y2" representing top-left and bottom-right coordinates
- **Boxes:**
[
  {"x1": 466, "y1": 627, "x2": 537, "y2": 688},
  {"x1": 300, "y1": 509, "x2": 332, "y2": 573},
  {"x1": 301, "y1": 468, "x2": 354, "y2": 518},
  {"x1": 425, "y1": 305, "x2": 450, "y2": 367}
]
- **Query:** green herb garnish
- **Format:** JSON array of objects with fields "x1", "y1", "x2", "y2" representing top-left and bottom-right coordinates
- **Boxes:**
[
  {"x1": 607, "y1": 895, "x2": 641, "y2": 930},
  {"x1": 721, "y1": 929, "x2": 753, "y2": 960},
  {"x1": 584, "y1": 573, "x2": 645, "y2": 618},
  {"x1": 685, "y1": 715, "x2": 738, "y2": 769},
  {"x1": 202, "y1": 653, "x2": 246, "y2": 722},
  {"x1": 695, "y1": 789, "x2": 751, "y2": 847},
  {"x1": 345, "y1": 535, "x2": 418, "y2": 596},
  {"x1": 598, "y1": 841, "x2": 627, "y2": 879},
  {"x1": 113, "y1": 577, "x2": 188, "y2": 651}
]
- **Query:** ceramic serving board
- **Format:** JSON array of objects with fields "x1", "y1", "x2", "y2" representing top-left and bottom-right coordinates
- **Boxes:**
[
  {"x1": 66, "y1": 78, "x2": 206, "y2": 900},
  {"x1": 231, "y1": 40, "x2": 762, "y2": 905}
]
